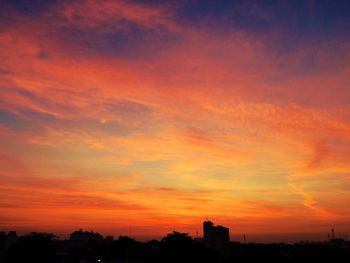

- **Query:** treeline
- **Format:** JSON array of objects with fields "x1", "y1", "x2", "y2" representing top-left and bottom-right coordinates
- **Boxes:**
[{"x1": 1, "y1": 231, "x2": 350, "y2": 262}]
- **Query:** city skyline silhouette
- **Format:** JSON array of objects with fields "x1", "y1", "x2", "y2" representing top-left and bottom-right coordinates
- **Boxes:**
[{"x1": 1, "y1": 221, "x2": 350, "y2": 262}]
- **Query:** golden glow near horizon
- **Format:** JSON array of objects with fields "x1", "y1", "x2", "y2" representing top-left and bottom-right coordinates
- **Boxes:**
[{"x1": 0, "y1": 0, "x2": 350, "y2": 241}]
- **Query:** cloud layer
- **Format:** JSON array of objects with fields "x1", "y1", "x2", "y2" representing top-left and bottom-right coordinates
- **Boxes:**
[{"x1": 1, "y1": 0, "x2": 350, "y2": 241}]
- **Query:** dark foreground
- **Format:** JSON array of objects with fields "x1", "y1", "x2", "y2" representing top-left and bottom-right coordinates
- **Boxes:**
[{"x1": 1, "y1": 231, "x2": 350, "y2": 262}]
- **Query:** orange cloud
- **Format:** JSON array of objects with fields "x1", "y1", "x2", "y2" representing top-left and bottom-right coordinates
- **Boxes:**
[{"x1": 61, "y1": 0, "x2": 178, "y2": 32}]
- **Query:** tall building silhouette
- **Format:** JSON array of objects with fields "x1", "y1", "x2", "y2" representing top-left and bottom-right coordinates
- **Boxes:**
[{"x1": 203, "y1": 221, "x2": 230, "y2": 248}]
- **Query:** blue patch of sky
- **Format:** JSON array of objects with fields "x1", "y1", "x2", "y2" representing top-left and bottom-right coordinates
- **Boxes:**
[
  {"x1": 0, "y1": 68, "x2": 11, "y2": 75},
  {"x1": 0, "y1": 109, "x2": 32, "y2": 131},
  {"x1": 57, "y1": 21, "x2": 180, "y2": 61},
  {"x1": 0, "y1": 0, "x2": 59, "y2": 15},
  {"x1": 18, "y1": 108, "x2": 57, "y2": 122},
  {"x1": 175, "y1": 0, "x2": 350, "y2": 37},
  {"x1": 174, "y1": 0, "x2": 350, "y2": 55}
]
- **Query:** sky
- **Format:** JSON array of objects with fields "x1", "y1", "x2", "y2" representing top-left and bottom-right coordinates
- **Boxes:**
[{"x1": 0, "y1": 0, "x2": 350, "y2": 243}]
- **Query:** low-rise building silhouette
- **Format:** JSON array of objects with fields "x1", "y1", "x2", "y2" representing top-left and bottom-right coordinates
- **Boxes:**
[{"x1": 203, "y1": 221, "x2": 229, "y2": 249}]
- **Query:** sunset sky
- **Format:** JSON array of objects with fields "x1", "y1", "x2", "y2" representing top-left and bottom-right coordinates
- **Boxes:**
[{"x1": 1, "y1": 0, "x2": 350, "y2": 242}]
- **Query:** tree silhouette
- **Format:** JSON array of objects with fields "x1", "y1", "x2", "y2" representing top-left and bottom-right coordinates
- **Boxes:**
[
  {"x1": 5, "y1": 232, "x2": 55, "y2": 263},
  {"x1": 159, "y1": 231, "x2": 194, "y2": 262}
]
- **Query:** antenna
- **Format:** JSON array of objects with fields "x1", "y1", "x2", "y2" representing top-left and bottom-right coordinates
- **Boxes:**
[
  {"x1": 331, "y1": 228, "x2": 335, "y2": 240},
  {"x1": 243, "y1": 234, "x2": 246, "y2": 244}
]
